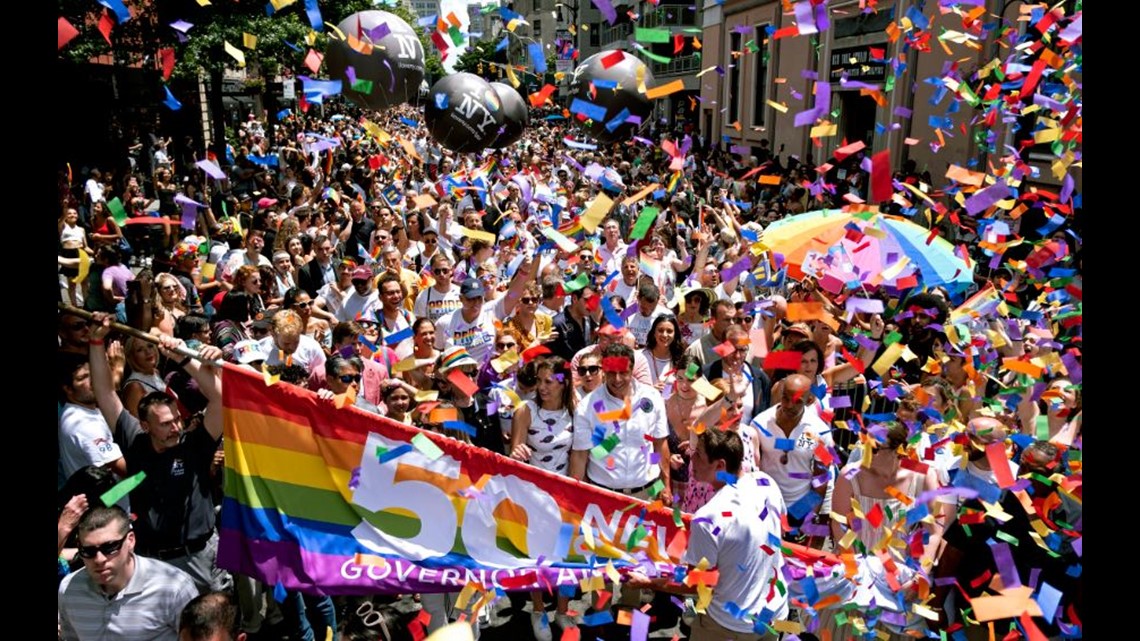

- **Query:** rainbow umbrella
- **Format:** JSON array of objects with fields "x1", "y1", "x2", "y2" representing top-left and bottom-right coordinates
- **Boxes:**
[{"x1": 762, "y1": 209, "x2": 973, "y2": 293}]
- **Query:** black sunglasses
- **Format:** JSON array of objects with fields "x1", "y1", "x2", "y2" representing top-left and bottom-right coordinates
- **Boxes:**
[
  {"x1": 293, "y1": 301, "x2": 312, "y2": 309},
  {"x1": 338, "y1": 373, "x2": 362, "y2": 384},
  {"x1": 577, "y1": 365, "x2": 602, "y2": 376},
  {"x1": 77, "y1": 532, "x2": 130, "y2": 559}
]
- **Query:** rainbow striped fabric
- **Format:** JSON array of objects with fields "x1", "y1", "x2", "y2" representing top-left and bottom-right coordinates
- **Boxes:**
[{"x1": 218, "y1": 364, "x2": 684, "y2": 595}]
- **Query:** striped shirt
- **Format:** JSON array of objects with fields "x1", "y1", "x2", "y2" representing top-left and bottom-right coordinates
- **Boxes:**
[{"x1": 58, "y1": 553, "x2": 198, "y2": 641}]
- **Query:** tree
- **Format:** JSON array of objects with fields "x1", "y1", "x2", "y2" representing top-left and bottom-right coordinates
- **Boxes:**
[{"x1": 384, "y1": 3, "x2": 446, "y2": 81}]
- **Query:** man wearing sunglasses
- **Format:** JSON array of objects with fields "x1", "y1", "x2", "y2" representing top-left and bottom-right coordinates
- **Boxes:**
[
  {"x1": 413, "y1": 254, "x2": 462, "y2": 323},
  {"x1": 316, "y1": 354, "x2": 381, "y2": 415},
  {"x1": 59, "y1": 506, "x2": 199, "y2": 641}
]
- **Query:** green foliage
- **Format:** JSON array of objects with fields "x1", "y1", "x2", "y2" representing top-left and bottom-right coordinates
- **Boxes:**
[{"x1": 454, "y1": 38, "x2": 507, "y2": 78}]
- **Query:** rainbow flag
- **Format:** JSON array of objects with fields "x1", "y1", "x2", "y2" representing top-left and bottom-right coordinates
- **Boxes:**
[
  {"x1": 948, "y1": 282, "x2": 1003, "y2": 325},
  {"x1": 218, "y1": 365, "x2": 684, "y2": 595}
]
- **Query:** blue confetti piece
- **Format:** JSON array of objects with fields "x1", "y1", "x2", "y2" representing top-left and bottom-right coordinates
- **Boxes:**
[
  {"x1": 418, "y1": 14, "x2": 438, "y2": 27},
  {"x1": 774, "y1": 438, "x2": 795, "y2": 452},
  {"x1": 383, "y1": 327, "x2": 414, "y2": 345},
  {"x1": 601, "y1": 294, "x2": 625, "y2": 329},
  {"x1": 276, "y1": 108, "x2": 292, "y2": 120},
  {"x1": 581, "y1": 610, "x2": 614, "y2": 626},
  {"x1": 400, "y1": 116, "x2": 420, "y2": 128},
  {"x1": 715, "y1": 471, "x2": 738, "y2": 486},
  {"x1": 800, "y1": 575, "x2": 820, "y2": 605},
  {"x1": 593, "y1": 79, "x2": 618, "y2": 89},
  {"x1": 434, "y1": 92, "x2": 449, "y2": 109},
  {"x1": 1035, "y1": 582, "x2": 1062, "y2": 624},
  {"x1": 444, "y1": 421, "x2": 477, "y2": 436},
  {"x1": 496, "y1": 36, "x2": 509, "y2": 52},
  {"x1": 570, "y1": 98, "x2": 607, "y2": 122},
  {"x1": 273, "y1": 580, "x2": 287, "y2": 603},
  {"x1": 605, "y1": 107, "x2": 630, "y2": 132},
  {"x1": 97, "y1": 0, "x2": 131, "y2": 23},
  {"x1": 529, "y1": 42, "x2": 547, "y2": 73},
  {"x1": 378, "y1": 444, "x2": 413, "y2": 463},
  {"x1": 163, "y1": 85, "x2": 182, "y2": 111},
  {"x1": 304, "y1": 0, "x2": 324, "y2": 30},
  {"x1": 787, "y1": 491, "x2": 822, "y2": 521}
]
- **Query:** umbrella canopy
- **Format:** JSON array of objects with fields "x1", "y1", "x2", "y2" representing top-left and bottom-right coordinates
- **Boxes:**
[{"x1": 763, "y1": 210, "x2": 973, "y2": 294}]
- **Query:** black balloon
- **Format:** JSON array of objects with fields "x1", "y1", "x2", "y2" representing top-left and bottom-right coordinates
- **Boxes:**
[
  {"x1": 568, "y1": 50, "x2": 655, "y2": 144},
  {"x1": 424, "y1": 73, "x2": 505, "y2": 153},
  {"x1": 325, "y1": 10, "x2": 425, "y2": 110},
  {"x1": 489, "y1": 82, "x2": 529, "y2": 149}
]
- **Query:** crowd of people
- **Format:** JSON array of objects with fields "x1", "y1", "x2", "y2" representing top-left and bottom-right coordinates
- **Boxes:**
[{"x1": 57, "y1": 94, "x2": 1082, "y2": 641}]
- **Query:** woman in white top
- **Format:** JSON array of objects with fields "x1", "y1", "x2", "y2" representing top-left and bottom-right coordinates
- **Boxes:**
[
  {"x1": 508, "y1": 356, "x2": 576, "y2": 638},
  {"x1": 821, "y1": 421, "x2": 944, "y2": 640},
  {"x1": 59, "y1": 207, "x2": 91, "y2": 306},
  {"x1": 122, "y1": 337, "x2": 166, "y2": 419},
  {"x1": 639, "y1": 315, "x2": 684, "y2": 393}
]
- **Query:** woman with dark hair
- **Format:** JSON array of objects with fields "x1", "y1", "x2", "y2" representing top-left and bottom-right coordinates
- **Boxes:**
[
  {"x1": 212, "y1": 291, "x2": 253, "y2": 362},
  {"x1": 400, "y1": 318, "x2": 440, "y2": 388},
  {"x1": 640, "y1": 314, "x2": 684, "y2": 390},
  {"x1": 284, "y1": 287, "x2": 330, "y2": 349},
  {"x1": 664, "y1": 354, "x2": 707, "y2": 501},
  {"x1": 507, "y1": 356, "x2": 577, "y2": 638}
]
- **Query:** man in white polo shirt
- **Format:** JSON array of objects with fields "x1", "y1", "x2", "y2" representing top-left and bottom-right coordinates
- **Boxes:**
[
  {"x1": 570, "y1": 342, "x2": 672, "y2": 503},
  {"x1": 625, "y1": 428, "x2": 788, "y2": 640}
]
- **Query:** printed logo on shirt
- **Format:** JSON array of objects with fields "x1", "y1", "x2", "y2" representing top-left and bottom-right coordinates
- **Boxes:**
[
  {"x1": 452, "y1": 326, "x2": 492, "y2": 350},
  {"x1": 427, "y1": 299, "x2": 461, "y2": 320},
  {"x1": 93, "y1": 437, "x2": 114, "y2": 453},
  {"x1": 796, "y1": 434, "x2": 817, "y2": 450},
  {"x1": 171, "y1": 458, "x2": 186, "y2": 478},
  {"x1": 637, "y1": 398, "x2": 654, "y2": 414}
]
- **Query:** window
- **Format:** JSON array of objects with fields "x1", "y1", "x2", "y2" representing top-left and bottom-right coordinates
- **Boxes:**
[
  {"x1": 728, "y1": 31, "x2": 742, "y2": 125},
  {"x1": 533, "y1": 19, "x2": 542, "y2": 39},
  {"x1": 590, "y1": 23, "x2": 600, "y2": 47},
  {"x1": 752, "y1": 25, "x2": 770, "y2": 127}
]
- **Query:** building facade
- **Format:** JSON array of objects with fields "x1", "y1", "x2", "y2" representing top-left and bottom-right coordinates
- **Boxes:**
[{"x1": 699, "y1": 0, "x2": 1080, "y2": 190}]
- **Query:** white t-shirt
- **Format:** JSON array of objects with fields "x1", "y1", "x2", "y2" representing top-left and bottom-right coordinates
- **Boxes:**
[
  {"x1": 597, "y1": 241, "x2": 629, "y2": 276},
  {"x1": 59, "y1": 404, "x2": 122, "y2": 481},
  {"x1": 572, "y1": 381, "x2": 668, "y2": 489},
  {"x1": 610, "y1": 279, "x2": 639, "y2": 306},
  {"x1": 750, "y1": 405, "x2": 835, "y2": 506},
  {"x1": 682, "y1": 473, "x2": 789, "y2": 631},
  {"x1": 337, "y1": 289, "x2": 380, "y2": 324},
  {"x1": 413, "y1": 284, "x2": 462, "y2": 323},
  {"x1": 714, "y1": 283, "x2": 745, "y2": 305},
  {"x1": 435, "y1": 296, "x2": 509, "y2": 365},
  {"x1": 377, "y1": 307, "x2": 415, "y2": 360},
  {"x1": 627, "y1": 306, "x2": 667, "y2": 348},
  {"x1": 317, "y1": 282, "x2": 348, "y2": 319},
  {"x1": 259, "y1": 334, "x2": 327, "y2": 375},
  {"x1": 85, "y1": 178, "x2": 105, "y2": 204}
]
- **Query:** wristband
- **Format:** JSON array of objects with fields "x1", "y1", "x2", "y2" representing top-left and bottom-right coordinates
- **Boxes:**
[
  {"x1": 178, "y1": 356, "x2": 193, "y2": 368},
  {"x1": 89, "y1": 339, "x2": 105, "y2": 346}
]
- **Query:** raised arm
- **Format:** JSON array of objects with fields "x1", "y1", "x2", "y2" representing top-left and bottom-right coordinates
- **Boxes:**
[
  {"x1": 156, "y1": 336, "x2": 225, "y2": 441},
  {"x1": 88, "y1": 313, "x2": 125, "y2": 427}
]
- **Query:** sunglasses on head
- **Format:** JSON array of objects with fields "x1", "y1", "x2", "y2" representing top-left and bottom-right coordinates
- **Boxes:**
[
  {"x1": 77, "y1": 532, "x2": 130, "y2": 559},
  {"x1": 577, "y1": 365, "x2": 602, "y2": 376}
]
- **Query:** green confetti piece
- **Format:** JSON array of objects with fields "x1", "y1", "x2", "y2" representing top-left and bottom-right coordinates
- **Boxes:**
[
  {"x1": 883, "y1": 330, "x2": 904, "y2": 346},
  {"x1": 627, "y1": 525, "x2": 649, "y2": 548},
  {"x1": 100, "y1": 471, "x2": 146, "y2": 507},
  {"x1": 884, "y1": 72, "x2": 896, "y2": 92},
  {"x1": 376, "y1": 445, "x2": 388, "y2": 458},
  {"x1": 563, "y1": 272, "x2": 590, "y2": 293},
  {"x1": 673, "y1": 506, "x2": 683, "y2": 527},
  {"x1": 107, "y1": 197, "x2": 129, "y2": 226},
  {"x1": 995, "y1": 530, "x2": 1019, "y2": 546},
  {"x1": 835, "y1": 612, "x2": 849, "y2": 626},
  {"x1": 411, "y1": 433, "x2": 444, "y2": 461},
  {"x1": 449, "y1": 25, "x2": 464, "y2": 47},
  {"x1": 591, "y1": 434, "x2": 621, "y2": 459},
  {"x1": 629, "y1": 206, "x2": 659, "y2": 240},
  {"x1": 1035, "y1": 414, "x2": 1051, "y2": 440},
  {"x1": 352, "y1": 79, "x2": 374, "y2": 94},
  {"x1": 634, "y1": 27, "x2": 671, "y2": 43},
  {"x1": 647, "y1": 479, "x2": 665, "y2": 498},
  {"x1": 745, "y1": 40, "x2": 759, "y2": 53},
  {"x1": 685, "y1": 362, "x2": 699, "y2": 379}
]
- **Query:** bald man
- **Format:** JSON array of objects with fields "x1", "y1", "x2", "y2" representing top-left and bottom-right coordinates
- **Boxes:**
[{"x1": 749, "y1": 374, "x2": 835, "y2": 534}]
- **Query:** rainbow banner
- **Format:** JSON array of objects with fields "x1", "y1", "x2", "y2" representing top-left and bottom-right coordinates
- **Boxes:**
[{"x1": 218, "y1": 365, "x2": 685, "y2": 595}]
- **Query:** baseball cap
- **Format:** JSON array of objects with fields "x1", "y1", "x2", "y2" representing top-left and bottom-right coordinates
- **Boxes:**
[
  {"x1": 460, "y1": 278, "x2": 485, "y2": 299},
  {"x1": 352, "y1": 266, "x2": 374, "y2": 282}
]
